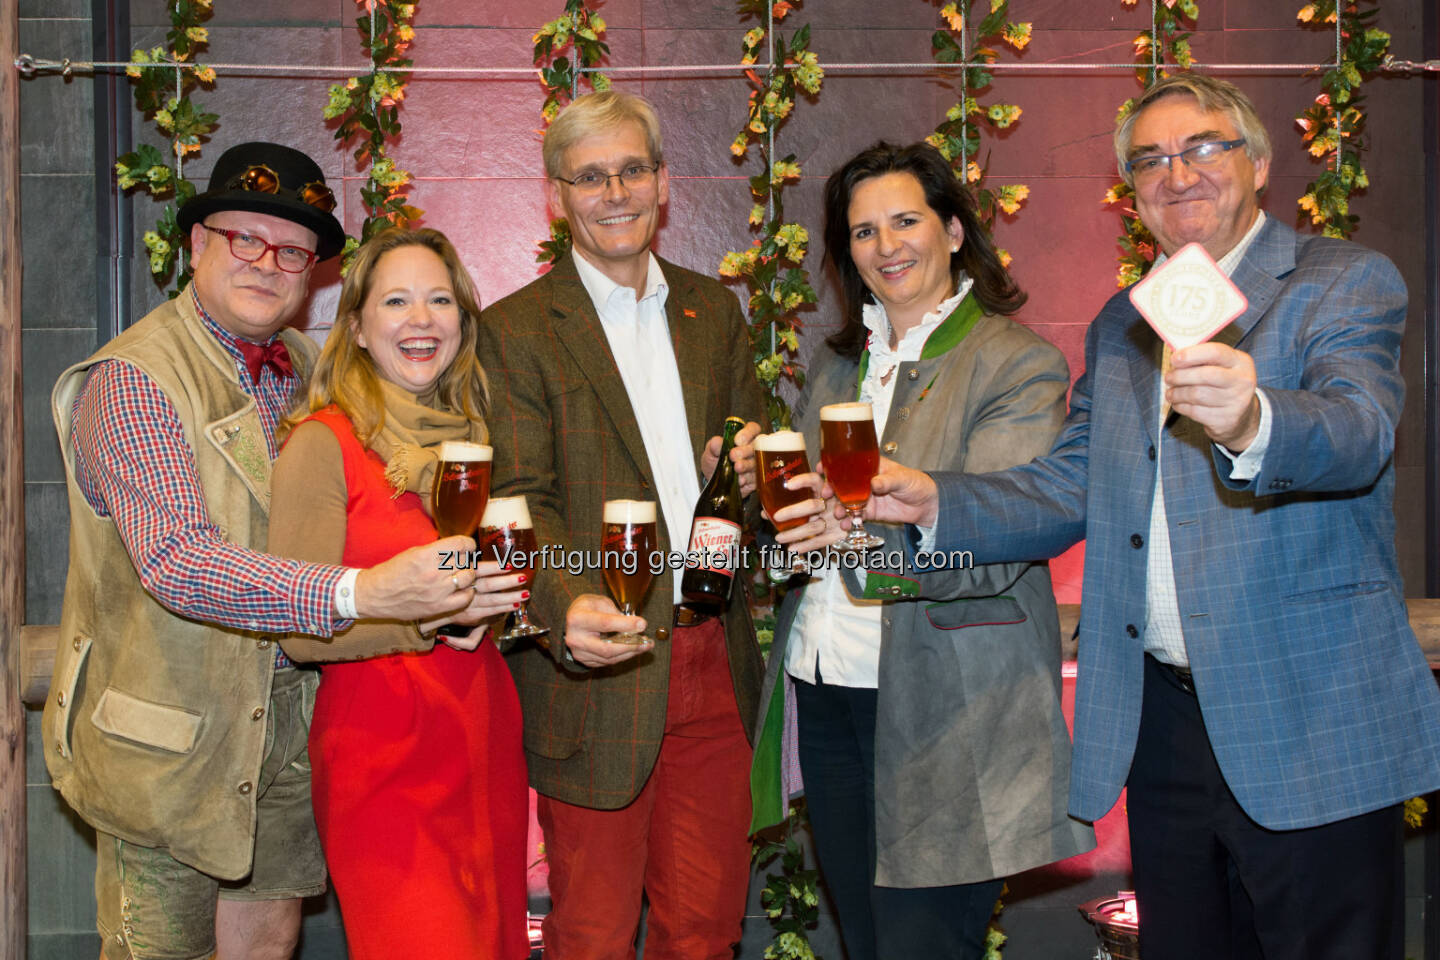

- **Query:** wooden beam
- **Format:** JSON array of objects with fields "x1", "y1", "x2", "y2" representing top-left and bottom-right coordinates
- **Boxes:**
[{"x1": 1, "y1": 0, "x2": 28, "y2": 955}]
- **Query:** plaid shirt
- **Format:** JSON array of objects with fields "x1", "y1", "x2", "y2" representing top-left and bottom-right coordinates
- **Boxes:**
[{"x1": 70, "y1": 288, "x2": 344, "y2": 662}]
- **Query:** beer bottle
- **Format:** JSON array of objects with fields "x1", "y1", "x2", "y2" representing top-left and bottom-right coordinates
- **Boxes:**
[{"x1": 681, "y1": 416, "x2": 746, "y2": 607}]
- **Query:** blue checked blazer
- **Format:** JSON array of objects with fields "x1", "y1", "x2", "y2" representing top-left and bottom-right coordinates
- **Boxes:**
[{"x1": 927, "y1": 217, "x2": 1440, "y2": 829}]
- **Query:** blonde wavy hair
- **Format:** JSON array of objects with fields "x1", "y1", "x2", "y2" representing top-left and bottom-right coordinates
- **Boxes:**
[{"x1": 282, "y1": 227, "x2": 488, "y2": 444}]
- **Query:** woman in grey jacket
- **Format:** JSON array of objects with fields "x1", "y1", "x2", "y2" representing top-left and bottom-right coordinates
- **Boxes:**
[{"x1": 751, "y1": 141, "x2": 1094, "y2": 960}]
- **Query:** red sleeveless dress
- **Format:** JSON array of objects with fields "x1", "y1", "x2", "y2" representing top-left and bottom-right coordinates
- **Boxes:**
[{"x1": 301, "y1": 406, "x2": 529, "y2": 959}]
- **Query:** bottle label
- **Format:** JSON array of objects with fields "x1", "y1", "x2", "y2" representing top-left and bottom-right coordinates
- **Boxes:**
[{"x1": 687, "y1": 517, "x2": 742, "y2": 578}]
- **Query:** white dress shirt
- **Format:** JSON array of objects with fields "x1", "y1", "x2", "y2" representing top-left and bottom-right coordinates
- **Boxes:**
[
  {"x1": 787, "y1": 282, "x2": 973, "y2": 688},
  {"x1": 573, "y1": 250, "x2": 701, "y2": 605},
  {"x1": 1144, "y1": 212, "x2": 1273, "y2": 667}
]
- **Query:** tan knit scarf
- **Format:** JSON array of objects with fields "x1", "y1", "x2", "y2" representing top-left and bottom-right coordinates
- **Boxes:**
[{"x1": 369, "y1": 378, "x2": 488, "y2": 515}]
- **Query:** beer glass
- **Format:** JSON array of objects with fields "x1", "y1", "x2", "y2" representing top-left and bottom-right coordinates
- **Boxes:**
[
  {"x1": 755, "y1": 430, "x2": 815, "y2": 574},
  {"x1": 601, "y1": 499, "x2": 656, "y2": 645},
  {"x1": 431, "y1": 441, "x2": 492, "y2": 637},
  {"x1": 480, "y1": 495, "x2": 548, "y2": 642},
  {"x1": 819, "y1": 402, "x2": 884, "y2": 551}
]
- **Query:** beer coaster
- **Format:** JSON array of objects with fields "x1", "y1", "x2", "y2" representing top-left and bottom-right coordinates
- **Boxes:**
[{"x1": 1128, "y1": 242, "x2": 1248, "y2": 350}]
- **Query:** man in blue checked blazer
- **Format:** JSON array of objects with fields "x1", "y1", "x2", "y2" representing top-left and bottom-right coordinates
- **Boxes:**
[{"x1": 862, "y1": 75, "x2": 1440, "y2": 958}]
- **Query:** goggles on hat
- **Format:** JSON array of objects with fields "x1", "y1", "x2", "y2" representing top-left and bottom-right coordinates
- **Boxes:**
[{"x1": 225, "y1": 163, "x2": 337, "y2": 214}]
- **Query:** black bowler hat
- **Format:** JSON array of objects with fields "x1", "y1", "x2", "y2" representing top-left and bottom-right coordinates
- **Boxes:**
[{"x1": 178, "y1": 141, "x2": 347, "y2": 261}]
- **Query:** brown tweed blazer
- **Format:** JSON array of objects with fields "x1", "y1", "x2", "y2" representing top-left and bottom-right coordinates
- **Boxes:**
[{"x1": 478, "y1": 252, "x2": 767, "y2": 808}]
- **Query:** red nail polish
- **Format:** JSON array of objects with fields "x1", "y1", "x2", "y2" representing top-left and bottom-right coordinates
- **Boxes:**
[
  {"x1": 522, "y1": 591, "x2": 531, "y2": 601},
  {"x1": 518, "y1": 574, "x2": 528, "y2": 584},
  {"x1": 513, "y1": 602, "x2": 521, "y2": 610}
]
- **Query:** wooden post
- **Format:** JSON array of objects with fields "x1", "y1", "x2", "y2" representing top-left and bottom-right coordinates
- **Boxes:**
[{"x1": 1, "y1": 0, "x2": 28, "y2": 955}]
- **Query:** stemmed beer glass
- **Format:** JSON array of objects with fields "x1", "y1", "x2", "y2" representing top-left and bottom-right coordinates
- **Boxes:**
[
  {"x1": 480, "y1": 495, "x2": 548, "y2": 642},
  {"x1": 431, "y1": 441, "x2": 492, "y2": 637},
  {"x1": 600, "y1": 499, "x2": 656, "y2": 645},
  {"x1": 819, "y1": 402, "x2": 884, "y2": 551}
]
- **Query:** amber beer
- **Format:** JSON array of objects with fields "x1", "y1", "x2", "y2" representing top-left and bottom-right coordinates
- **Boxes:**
[
  {"x1": 481, "y1": 495, "x2": 547, "y2": 641},
  {"x1": 432, "y1": 441, "x2": 493, "y2": 538},
  {"x1": 481, "y1": 496, "x2": 538, "y2": 571},
  {"x1": 755, "y1": 431, "x2": 813, "y2": 532},
  {"x1": 601, "y1": 500, "x2": 657, "y2": 644},
  {"x1": 820, "y1": 403, "x2": 880, "y2": 506},
  {"x1": 432, "y1": 441, "x2": 492, "y2": 638},
  {"x1": 819, "y1": 403, "x2": 884, "y2": 551}
]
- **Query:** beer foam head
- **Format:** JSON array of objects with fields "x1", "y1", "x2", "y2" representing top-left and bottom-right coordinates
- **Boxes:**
[
  {"x1": 482, "y1": 495, "x2": 531, "y2": 528},
  {"x1": 437, "y1": 441, "x2": 492, "y2": 463},
  {"x1": 754, "y1": 430, "x2": 806, "y2": 453},
  {"x1": 820, "y1": 402, "x2": 873, "y2": 422},
  {"x1": 603, "y1": 499, "x2": 656, "y2": 524}
]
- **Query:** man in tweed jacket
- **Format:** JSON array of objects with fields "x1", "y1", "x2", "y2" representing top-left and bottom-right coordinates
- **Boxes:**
[
  {"x1": 863, "y1": 76, "x2": 1440, "y2": 958},
  {"x1": 479, "y1": 91, "x2": 766, "y2": 957}
]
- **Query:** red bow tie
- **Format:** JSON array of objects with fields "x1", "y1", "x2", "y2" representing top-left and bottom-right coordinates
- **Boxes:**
[{"x1": 237, "y1": 337, "x2": 294, "y2": 382}]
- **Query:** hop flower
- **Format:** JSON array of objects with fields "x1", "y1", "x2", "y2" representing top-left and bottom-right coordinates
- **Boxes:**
[
  {"x1": 396, "y1": 24, "x2": 415, "y2": 42},
  {"x1": 793, "y1": 59, "x2": 823, "y2": 95},
  {"x1": 939, "y1": 2, "x2": 964, "y2": 31},
  {"x1": 770, "y1": 160, "x2": 802, "y2": 185},
  {"x1": 1003, "y1": 22, "x2": 1032, "y2": 51},
  {"x1": 324, "y1": 84, "x2": 353, "y2": 119},
  {"x1": 193, "y1": 65, "x2": 216, "y2": 84},
  {"x1": 996, "y1": 184, "x2": 1029, "y2": 215},
  {"x1": 748, "y1": 116, "x2": 767, "y2": 134},
  {"x1": 718, "y1": 251, "x2": 748, "y2": 278},
  {"x1": 154, "y1": 108, "x2": 175, "y2": 132},
  {"x1": 147, "y1": 165, "x2": 171, "y2": 186},
  {"x1": 730, "y1": 134, "x2": 749, "y2": 157},
  {"x1": 1134, "y1": 34, "x2": 1153, "y2": 57},
  {"x1": 1297, "y1": 4, "x2": 1317, "y2": 22},
  {"x1": 771, "y1": 0, "x2": 793, "y2": 20},
  {"x1": 998, "y1": 249, "x2": 1013, "y2": 269},
  {"x1": 748, "y1": 204, "x2": 765, "y2": 227},
  {"x1": 966, "y1": 161, "x2": 982, "y2": 183},
  {"x1": 775, "y1": 223, "x2": 809, "y2": 260},
  {"x1": 186, "y1": 26, "x2": 208, "y2": 44},
  {"x1": 987, "y1": 104, "x2": 1022, "y2": 128}
]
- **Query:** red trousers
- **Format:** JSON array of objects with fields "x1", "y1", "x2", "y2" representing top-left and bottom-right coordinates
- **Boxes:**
[{"x1": 537, "y1": 617, "x2": 753, "y2": 960}]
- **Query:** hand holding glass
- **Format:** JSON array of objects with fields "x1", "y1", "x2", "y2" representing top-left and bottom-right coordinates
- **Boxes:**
[
  {"x1": 820, "y1": 403, "x2": 885, "y2": 551},
  {"x1": 480, "y1": 495, "x2": 547, "y2": 643},
  {"x1": 601, "y1": 500, "x2": 656, "y2": 645},
  {"x1": 756, "y1": 430, "x2": 817, "y2": 574},
  {"x1": 431, "y1": 441, "x2": 492, "y2": 637}
]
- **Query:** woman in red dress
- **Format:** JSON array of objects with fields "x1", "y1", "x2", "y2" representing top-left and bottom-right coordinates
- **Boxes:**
[{"x1": 268, "y1": 228, "x2": 530, "y2": 958}]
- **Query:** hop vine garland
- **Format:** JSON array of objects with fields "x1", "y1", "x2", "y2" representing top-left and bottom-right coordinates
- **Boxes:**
[
  {"x1": 716, "y1": 0, "x2": 823, "y2": 431},
  {"x1": 1294, "y1": 1, "x2": 1389, "y2": 239},
  {"x1": 927, "y1": 0, "x2": 1032, "y2": 267},
  {"x1": 533, "y1": 0, "x2": 611, "y2": 264},
  {"x1": 114, "y1": 0, "x2": 219, "y2": 295},
  {"x1": 324, "y1": 0, "x2": 423, "y2": 270},
  {"x1": 1106, "y1": 0, "x2": 1200, "y2": 288}
]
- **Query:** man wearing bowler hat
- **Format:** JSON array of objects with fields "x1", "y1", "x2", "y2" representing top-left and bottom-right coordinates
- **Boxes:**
[{"x1": 45, "y1": 141, "x2": 491, "y2": 960}]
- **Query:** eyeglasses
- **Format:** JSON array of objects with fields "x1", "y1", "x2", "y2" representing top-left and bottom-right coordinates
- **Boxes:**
[
  {"x1": 202, "y1": 224, "x2": 317, "y2": 273},
  {"x1": 1125, "y1": 138, "x2": 1247, "y2": 181},
  {"x1": 551, "y1": 162, "x2": 660, "y2": 195},
  {"x1": 225, "y1": 163, "x2": 337, "y2": 213}
]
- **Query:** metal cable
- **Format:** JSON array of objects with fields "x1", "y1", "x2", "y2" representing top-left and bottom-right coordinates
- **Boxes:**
[{"x1": 16, "y1": 55, "x2": 1358, "y2": 78}]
